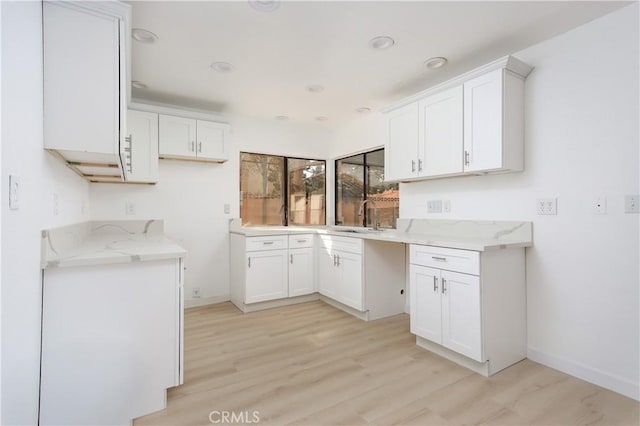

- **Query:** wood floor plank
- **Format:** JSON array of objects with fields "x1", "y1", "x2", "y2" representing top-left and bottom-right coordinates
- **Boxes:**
[{"x1": 135, "y1": 301, "x2": 639, "y2": 426}]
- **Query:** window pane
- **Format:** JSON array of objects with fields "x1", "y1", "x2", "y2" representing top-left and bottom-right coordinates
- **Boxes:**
[
  {"x1": 366, "y1": 150, "x2": 399, "y2": 229},
  {"x1": 240, "y1": 153, "x2": 285, "y2": 226},
  {"x1": 335, "y1": 149, "x2": 399, "y2": 229},
  {"x1": 336, "y1": 155, "x2": 364, "y2": 226},
  {"x1": 288, "y1": 158, "x2": 326, "y2": 226}
]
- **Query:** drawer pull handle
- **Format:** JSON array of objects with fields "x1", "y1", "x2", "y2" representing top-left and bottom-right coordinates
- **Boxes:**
[
  {"x1": 432, "y1": 256, "x2": 447, "y2": 262},
  {"x1": 433, "y1": 276, "x2": 438, "y2": 292},
  {"x1": 297, "y1": 239, "x2": 307, "y2": 243},
  {"x1": 442, "y1": 278, "x2": 447, "y2": 294},
  {"x1": 262, "y1": 241, "x2": 274, "y2": 245}
]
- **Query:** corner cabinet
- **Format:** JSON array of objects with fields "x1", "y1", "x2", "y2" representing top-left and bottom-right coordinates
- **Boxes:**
[
  {"x1": 409, "y1": 244, "x2": 526, "y2": 376},
  {"x1": 384, "y1": 55, "x2": 532, "y2": 182},
  {"x1": 43, "y1": 1, "x2": 133, "y2": 182},
  {"x1": 159, "y1": 114, "x2": 230, "y2": 163}
]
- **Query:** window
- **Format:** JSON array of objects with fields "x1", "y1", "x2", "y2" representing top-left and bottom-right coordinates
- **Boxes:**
[
  {"x1": 240, "y1": 152, "x2": 326, "y2": 226},
  {"x1": 335, "y1": 148, "x2": 399, "y2": 229}
]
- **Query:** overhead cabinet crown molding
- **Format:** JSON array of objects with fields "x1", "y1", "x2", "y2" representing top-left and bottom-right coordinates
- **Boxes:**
[{"x1": 383, "y1": 55, "x2": 532, "y2": 182}]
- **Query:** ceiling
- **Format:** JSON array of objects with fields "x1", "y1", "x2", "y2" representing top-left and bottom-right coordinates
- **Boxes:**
[{"x1": 128, "y1": 1, "x2": 629, "y2": 128}]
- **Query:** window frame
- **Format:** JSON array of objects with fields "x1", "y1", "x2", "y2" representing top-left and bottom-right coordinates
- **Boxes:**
[
  {"x1": 334, "y1": 147, "x2": 397, "y2": 229},
  {"x1": 240, "y1": 151, "x2": 327, "y2": 227}
]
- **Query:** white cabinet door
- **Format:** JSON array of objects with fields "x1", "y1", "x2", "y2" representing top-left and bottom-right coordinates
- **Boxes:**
[
  {"x1": 418, "y1": 86, "x2": 463, "y2": 177},
  {"x1": 43, "y1": 2, "x2": 121, "y2": 156},
  {"x1": 318, "y1": 247, "x2": 338, "y2": 299},
  {"x1": 196, "y1": 120, "x2": 228, "y2": 161},
  {"x1": 289, "y1": 247, "x2": 314, "y2": 297},
  {"x1": 385, "y1": 102, "x2": 419, "y2": 181},
  {"x1": 463, "y1": 68, "x2": 503, "y2": 172},
  {"x1": 441, "y1": 270, "x2": 482, "y2": 361},
  {"x1": 126, "y1": 110, "x2": 159, "y2": 183},
  {"x1": 245, "y1": 250, "x2": 288, "y2": 303},
  {"x1": 409, "y1": 264, "x2": 442, "y2": 344},
  {"x1": 336, "y1": 251, "x2": 363, "y2": 311},
  {"x1": 159, "y1": 115, "x2": 197, "y2": 159}
]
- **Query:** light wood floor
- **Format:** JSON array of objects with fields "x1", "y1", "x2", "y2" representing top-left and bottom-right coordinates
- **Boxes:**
[{"x1": 136, "y1": 301, "x2": 639, "y2": 426}]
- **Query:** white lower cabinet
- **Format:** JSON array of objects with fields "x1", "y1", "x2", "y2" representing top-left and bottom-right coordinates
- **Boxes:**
[
  {"x1": 318, "y1": 236, "x2": 364, "y2": 311},
  {"x1": 409, "y1": 244, "x2": 526, "y2": 376},
  {"x1": 246, "y1": 249, "x2": 288, "y2": 303},
  {"x1": 230, "y1": 234, "x2": 316, "y2": 311}
]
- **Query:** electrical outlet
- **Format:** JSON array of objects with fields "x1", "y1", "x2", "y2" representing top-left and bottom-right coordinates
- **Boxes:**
[
  {"x1": 443, "y1": 200, "x2": 451, "y2": 213},
  {"x1": 593, "y1": 197, "x2": 607, "y2": 215},
  {"x1": 427, "y1": 200, "x2": 443, "y2": 214},
  {"x1": 125, "y1": 202, "x2": 136, "y2": 216},
  {"x1": 625, "y1": 195, "x2": 639, "y2": 213},
  {"x1": 537, "y1": 198, "x2": 557, "y2": 215},
  {"x1": 9, "y1": 175, "x2": 20, "y2": 210},
  {"x1": 192, "y1": 287, "x2": 201, "y2": 298}
]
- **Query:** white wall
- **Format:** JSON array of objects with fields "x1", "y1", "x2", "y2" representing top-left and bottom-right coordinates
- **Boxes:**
[
  {"x1": 90, "y1": 115, "x2": 332, "y2": 305},
  {"x1": 330, "y1": 4, "x2": 640, "y2": 400},
  {"x1": 1, "y1": 2, "x2": 91, "y2": 423}
]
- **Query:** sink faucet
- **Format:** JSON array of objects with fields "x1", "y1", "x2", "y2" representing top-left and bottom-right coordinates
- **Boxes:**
[{"x1": 358, "y1": 199, "x2": 379, "y2": 230}]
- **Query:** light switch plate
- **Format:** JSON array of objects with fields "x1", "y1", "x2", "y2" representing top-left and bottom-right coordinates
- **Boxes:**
[
  {"x1": 625, "y1": 195, "x2": 639, "y2": 213},
  {"x1": 224, "y1": 203, "x2": 230, "y2": 214},
  {"x1": 125, "y1": 202, "x2": 136, "y2": 216},
  {"x1": 427, "y1": 200, "x2": 442, "y2": 214},
  {"x1": 9, "y1": 175, "x2": 20, "y2": 210},
  {"x1": 537, "y1": 198, "x2": 557, "y2": 215}
]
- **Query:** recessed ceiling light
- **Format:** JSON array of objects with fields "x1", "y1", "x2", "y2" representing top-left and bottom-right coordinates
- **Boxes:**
[
  {"x1": 132, "y1": 28, "x2": 159, "y2": 44},
  {"x1": 356, "y1": 107, "x2": 371, "y2": 113},
  {"x1": 249, "y1": 0, "x2": 280, "y2": 12},
  {"x1": 424, "y1": 57, "x2": 448, "y2": 69},
  {"x1": 131, "y1": 81, "x2": 147, "y2": 89},
  {"x1": 275, "y1": 115, "x2": 289, "y2": 121},
  {"x1": 210, "y1": 62, "x2": 235, "y2": 73},
  {"x1": 306, "y1": 85, "x2": 324, "y2": 93},
  {"x1": 315, "y1": 116, "x2": 328, "y2": 122},
  {"x1": 369, "y1": 36, "x2": 395, "y2": 50}
]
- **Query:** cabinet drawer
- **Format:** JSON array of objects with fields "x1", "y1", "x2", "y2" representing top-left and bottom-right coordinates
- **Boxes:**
[
  {"x1": 410, "y1": 245, "x2": 479, "y2": 275},
  {"x1": 288, "y1": 234, "x2": 314, "y2": 249},
  {"x1": 319, "y1": 235, "x2": 363, "y2": 254},
  {"x1": 246, "y1": 236, "x2": 287, "y2": 252}
]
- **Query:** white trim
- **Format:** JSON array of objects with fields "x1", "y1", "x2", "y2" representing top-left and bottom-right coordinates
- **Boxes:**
[
  {"x1": 528, "y1": 347, "x2": 640, "y2": 401},
  {"x1": 381, "y1": 55, "x2": 533, "y2": 113},
  {"x1": 184, "y1": 295, "x2": 229, "y2": 309},
  {"x1": 130, "y1": 99, "x2": 229, "y2": 124}
]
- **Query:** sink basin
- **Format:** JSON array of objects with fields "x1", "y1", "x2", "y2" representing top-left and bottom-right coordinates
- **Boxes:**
[{"x1": 331, "y1": 227, "x2": 386, "y2": 234}]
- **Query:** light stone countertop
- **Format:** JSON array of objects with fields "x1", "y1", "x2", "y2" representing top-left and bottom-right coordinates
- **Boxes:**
[
  {"x1": 42, "y1": 220, "x2": 187, "y2": 269},
  {"x1": 229, "y1": 218, "x2": 533, "y2": 251}
]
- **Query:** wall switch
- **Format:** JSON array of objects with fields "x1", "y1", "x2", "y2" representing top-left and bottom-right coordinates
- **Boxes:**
[
  {"x1": 192, "y1": 287, "x2": 201, "y2": 298},
  {"x1": 224, "y1": 203, "x2": 230, "y2": 214},
  {"x1": 537, "y1": 198, "x2": 557, "y2": 215},
  {"x1": 53, "y1": 193, "x2": 59, "y2": 216},
  {"x1": 443, "y1": 200, "x2": 451, "y2": 213},
  {"x1": 593, "y1": 197, "x2": 607, "y2": 215},
  {"x1": 9, "y1": 175, "x2": 20, "y2": 210},
  {"x1": 125, "y1": 202, "x2": 136, "y2": 216},
  {"x1": 625, "y1": 195, "x2": 639, "y2": 213},
  {"x1": 427, "y1": 200, "x2": 442, "y2": 214}
]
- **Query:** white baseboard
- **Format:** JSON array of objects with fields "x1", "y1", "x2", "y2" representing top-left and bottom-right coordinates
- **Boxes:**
[
  {"x1": 184, "y1": 295, "x2": 229, "y2": 309},
  {"x1": 528, "y1": 347, "x2": 639, "y2": 401}
]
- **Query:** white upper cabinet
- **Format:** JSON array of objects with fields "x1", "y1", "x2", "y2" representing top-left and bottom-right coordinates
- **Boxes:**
[
  {"x1": 384, "y1": 56, "x2": 531, "y2": 182},
  {"x1": 124, "y1": 110, "x2": 159, "y2": 184},
  {"x1": 463, "y1": 68, "x2": 525, "y2": 173},
  {"x1": 159, "y1": 114, "x2": 230, "y2": 162},
  {"x1": 419, "y1": 86, "x2": 463, "y2": 177},
  {"x1": 43, "y1": 1, "x2": 131, "y2": 180},
  {"x1": 384, "y1": 102, "x2": 419, "y2": 181}
]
